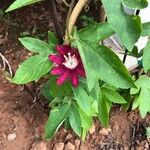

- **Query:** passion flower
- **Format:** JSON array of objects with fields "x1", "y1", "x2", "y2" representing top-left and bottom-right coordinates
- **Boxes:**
[{"x1": 48, "y1": 45, "x2": 86, "y2": 87}]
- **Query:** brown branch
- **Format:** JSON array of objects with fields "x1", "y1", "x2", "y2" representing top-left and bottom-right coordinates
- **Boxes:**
[
  {"x1": 48, "y1": 0, "x2": 63, "y2": 43},
  {"x1": 64, "y1": 0, "x2": 88, "y2": 44}
]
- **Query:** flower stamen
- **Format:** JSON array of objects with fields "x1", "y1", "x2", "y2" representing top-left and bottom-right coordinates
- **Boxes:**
[{"x1": 63, "y1": 52, "x2": 79, "y2": 69}]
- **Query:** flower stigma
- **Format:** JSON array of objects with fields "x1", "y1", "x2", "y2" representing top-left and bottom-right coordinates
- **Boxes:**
[{"x1": 63, "y1": 52, "x2": 79, "y2": 69}]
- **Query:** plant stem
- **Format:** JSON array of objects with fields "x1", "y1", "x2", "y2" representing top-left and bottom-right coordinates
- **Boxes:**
[
  {"x1": 48, "y1": 0, "x2": 63, "y2": 43},
  {"x1": 123, "y1": 49, "x2": 128, "y2": 64},
  {"x1": 64, "y1": 0, "x2": 88, "y2": 44},
  {"x1": 66, "y1": 0, "x2": 76, "y2": 42}
]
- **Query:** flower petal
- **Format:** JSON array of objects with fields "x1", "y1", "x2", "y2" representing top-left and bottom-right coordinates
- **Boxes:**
[
  {"x1": 48, "y1": 54, "x2": 63, "y2": 64},
  {"x1": 57, "y1": 70, "x2": 70, "y2": 85},
  {"x1": 51, "y1": 66, "x2": 64, "y2": 75},
  {"x1": 76, "y1": 66, "x2": 86, "y2": 77},
  {"x1": 71, "y1": 71, "x2": 79, "y2": 87}
]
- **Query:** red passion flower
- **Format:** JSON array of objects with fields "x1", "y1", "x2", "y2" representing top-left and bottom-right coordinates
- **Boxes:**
[{"x1": 48, "y1": 45, "x2": 86, "y2": 87}]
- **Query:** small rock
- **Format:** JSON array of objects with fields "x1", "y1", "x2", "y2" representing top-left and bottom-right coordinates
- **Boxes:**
[
  {"x1": 75, "y1": 139, "x2": 80, "y2": 149},
  {"x1": 80, "y1": 143, "x2": 89, "y2": 150},
  {"x1": 66, "y1": 133, "x2": 73, "y2": 140},
  {"x1": 53, "y1": 142, "x2": 64, "y2": 150},
  {"x1": 65, "y1": 142, "x2": 75, "y2": 150},
  {"x1": 136, "y1": 146, "x2": 145, "y2": 150},
  {"x1": 31, "y1": 142, "x2": 47, "y2": 150},
  {"x1": 99, "y1": 128, "x2": 111, "y2": 136},
  {"x1": 89, "y1": 124, "x2": 95, "y2": 134},
  {"x1": 7, "y1": 133, "x2": 17, "y2": 141}
]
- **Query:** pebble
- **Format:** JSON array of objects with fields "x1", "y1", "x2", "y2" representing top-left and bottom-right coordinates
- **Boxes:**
[
  {"x1": 65, "y1": 142, "x2": 75, "y2": 150},
  {"x1": 75, "y1": 139, "x2": 80, "y2": 149},
  {"x1": 89, "y1": 124, "x2": 95, "y2": 134},
  {"x1": 31, "y1": 142, "x2": 47, "y2": 150},
  {"x1": 99, "y1": 128, "x2": 111, "y2": 136},
  {"x1": 53, "y1": 142, "x2": 64, "y2": 150},
  {"x1": 7, "y1": 132, "x2": 17, "y2": 141},
  {"x1": 66, "y1": 133, "x2": 73, "y2": 140}
]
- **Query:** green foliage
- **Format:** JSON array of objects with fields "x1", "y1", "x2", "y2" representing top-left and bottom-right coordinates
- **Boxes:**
[
  {"x1": 143, "y1": 39, "x2": 150, "y2": 72},
  {"x1": 19, "y1": 37, "x2": 53, "y2": 55},
  {"x1": 131, "y1": 75, "x2": 150, "y2": 118},
  {"x1": 11, "y1": 37, "x2": 54, "y2": 84},
  {"x1": 79, "y1": 15, "x2": 96, "y2": 27},
  {"x1": 101, "y1": 0, "x2": 142, "y2": 51},
  {"x1": 7, "y1": 0, "x2": 150, "y2": 141},
  {"x1": 6, "y1": 0, "x2": 43, "y2": 12},
  {"x1": 42, "y1": 77, "x2": 72, "y2": 100},
  {"x1": 123, "y1": 0, "x2": 148, "y2": 9},
  {"x1": 69, "y1": 104, "x2": 82, "y2": 136},
  {"x1": 98, "y1": 86, "x2": 126, "y2": 126},
  {"x1": 98, "y1": 91, "x2": 110, "y2": 127},
  {"x1": 77, "y1": 104, "x2": 93, "y2": 139},
  {"x1": 45, "y1": 102, "x2": 71, "y2": 139},
  {"x1": 73, "y1": 85, "x2": 91, "y2": 116},
  {"x1": 48, "y1": 31, "x2": 59, "y2": 46},
  {"x1": 11, "y1": 55, "x2": 52, "y2": 84},
  {"x1": 101, "y1": 87, "x2": 126, "y2": 104},
  {"x1": 78, "y1": 22, "x2": 115, "y2": 48},
  {"x1": 146, "y1": 127, "x2": 150, "y2": 138},
  {"x1": 141, "y1": 22, "x2": 150, "y2": 36},
  {"x1": 73, "y1": 31, "x2": 135, "y2": 91}
]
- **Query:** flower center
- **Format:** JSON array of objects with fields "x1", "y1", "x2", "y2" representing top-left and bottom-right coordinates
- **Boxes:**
[{"x1": 63, "y1": 53, "x2": 79, "y2": 69}]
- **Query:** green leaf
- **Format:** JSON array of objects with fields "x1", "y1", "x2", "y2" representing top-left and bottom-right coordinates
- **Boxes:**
[
  {"x1": 6, "y1": 0, "x2": 43, "y2": 12},
  {"x1": 130, "y1": 75, "x2": 150, "y2": 118},
  {"x1": 123, "y1": 0, "x2": 148, "y2": 9},
  {"x1": 11, "y1": 55, "x2": 52, "y2": 84},
  {"x1": 19, "y1": 37, "x2": 52, "y2": 55},
  {"x1": 146, "y1": 127, "x2": 150, "y2": 138},
  {"x1": 78, "y1": 22, "x2": 115, "y2": 48},
  {"x1": 96, "y1": 45, "x2": 135, "y2": 88},
  {"x1": 76, "y1": 104, "x2": 93, "y2": 130},
  {"x1": 73, "y1": 85, "x2": 91, "y2": 116},
  {"x1": 101, "y1": 87, "x2": 126, "y2": 104},
  {"x1": 101, "y1": 0, "x2": 141, "y2": 51},
  {"x1": 44, "y1": 103, "x2": 71, "y2": 139},
  {"x1": 141, "y1": 22, "x2": 150, "y2": 36},
  {"x1": 143, "y1": 39, "x2": 150, "y2": 72},
  {"x1": 48, "y1": 31, "x2": 59, "y2": 46},
  {"x1": 42, "y1": 77, "x2": 65, "y2": 100},
  {"x1": 89, "y1": 81, "x2": 100, "y2": 101},
  {"x1": 98, "y1": 91, "x2": 111, "y2": 127},
  {"x1": 73, "y1": 36, "x2": 135, "y2": 90},
  {"x1": 69, "y1": 105, "x2": 82, "y2": 136}
]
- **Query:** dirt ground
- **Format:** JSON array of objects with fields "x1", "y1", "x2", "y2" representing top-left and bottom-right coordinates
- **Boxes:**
[{"x1": 0, "y1": 1, "x2": 150, "y2": 150}]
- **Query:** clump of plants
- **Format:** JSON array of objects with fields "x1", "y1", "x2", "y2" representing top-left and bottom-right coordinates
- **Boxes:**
[{"x1": 2, "y1": 0, "x2": 150, "y2": 140}]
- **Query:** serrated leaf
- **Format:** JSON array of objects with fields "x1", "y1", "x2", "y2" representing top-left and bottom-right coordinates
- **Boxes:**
[
  {"x1": 123, "y1": 0, "x2": 148, "y2": 9},
  {"x1": 6, "y1": 0, "x2": 43, "y2": 12},
  {"x1": 11, "y1": 55, "x2": 52, "y2": 84},
  {"x1": 48, "y1": 31, "x2": 59, "y2": 46},
  {"x1": 73, "y1": 36, "x2": 135, "y2": 90},
  {"x1": 44, "y1": 103, "x2": 71, "y2": 139},
  {"x1": 101, "y1": 87, "x2": 126, "y2": 104},
  {"x1": 19, "y1": 37, "x2": 52, "y2": 55},
  {"x1": 76, "y1": 103, "x2": 93, "y2": 140},
  {"x1": 78, "y1": 22, "x2": 115, "y2": 48},
  {"x1": 130, "y1": 75, "x2": 150, "y2": 118},
  {"x1": 69, "y1": 105, "x2": 81, "y2": 136},
  {"x1": 143, "y1": 39, "x2": 150, "y2": 72},
  {"x1": 141, "y1": 22, "x2": 150, "y2": 36},
  {"x1": 101, "y1": 0, "x2": 141, "y2": 51},
  {"x1": 76, "y1": 104, "x2": 93, "y2": 129},
  {"x1": 98, "y1": 91, "x2": 111, "y2": 127},
  {"x1": 73, "y1": 85, "x2": 91, "y2": 116}
]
